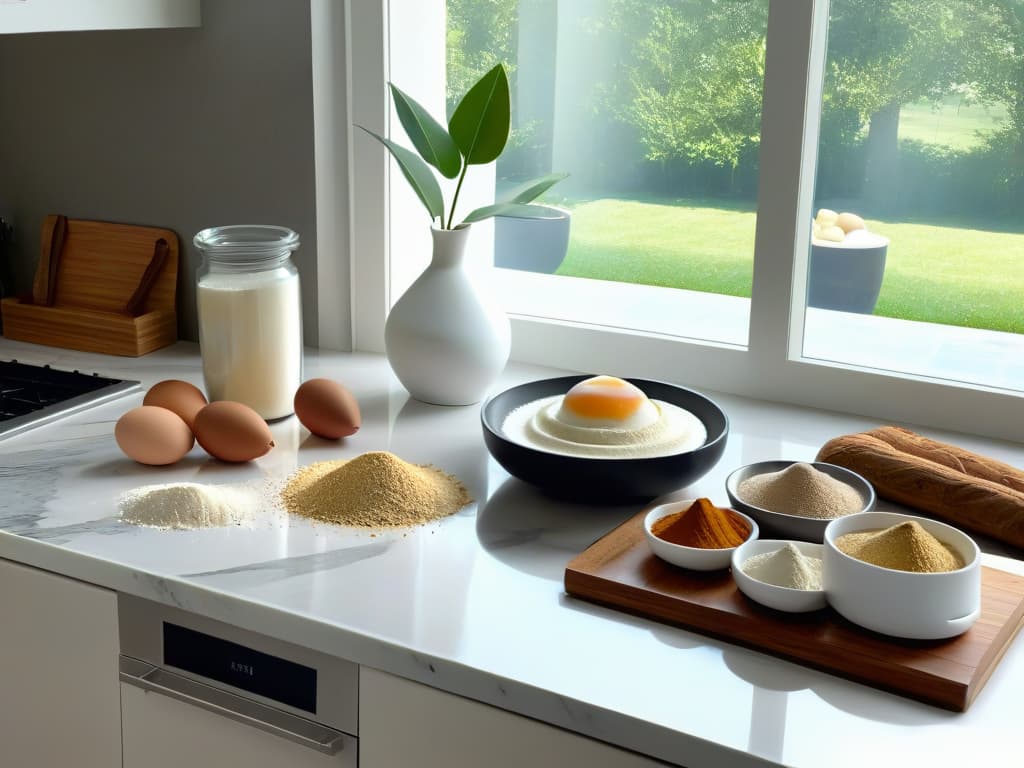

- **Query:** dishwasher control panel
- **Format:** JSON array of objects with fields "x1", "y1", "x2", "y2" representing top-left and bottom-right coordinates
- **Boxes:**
[
  {"x1": 118, "y1": 594, "x2": 358, "y2": 738},
  {"x1": 163, "y1": 621, "x2": 319, "y2": 714}
]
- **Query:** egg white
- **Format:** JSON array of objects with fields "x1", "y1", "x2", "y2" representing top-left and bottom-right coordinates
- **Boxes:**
[{"x1": 501, "y1": 395, "x2": 707, "y2": 459}]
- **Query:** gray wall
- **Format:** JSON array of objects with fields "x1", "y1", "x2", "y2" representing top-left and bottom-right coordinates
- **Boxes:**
[{"x1": 0, "y1": 0, "x2": 319, "y2": 344}]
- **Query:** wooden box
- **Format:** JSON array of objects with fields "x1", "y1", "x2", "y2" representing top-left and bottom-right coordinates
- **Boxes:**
[{"x1": 1, "y1": 215, "x2": 179, "y2": 356}]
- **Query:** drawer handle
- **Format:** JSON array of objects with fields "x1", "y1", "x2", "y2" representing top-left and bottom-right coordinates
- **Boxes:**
[{"x1": 119, "y1": 656, "x2": 347, "y2": 756}]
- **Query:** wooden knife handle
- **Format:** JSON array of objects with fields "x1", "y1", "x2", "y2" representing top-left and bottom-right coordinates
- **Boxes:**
[
  {"x1": 125, "y1": 238, "x2": 169, "y2": 316},
  {"x1": 45, "y1": 215, "x2": 67, "y2": 306},
  {"x1": 32, "y1": 214, "x2": 67, "y2": 306}
]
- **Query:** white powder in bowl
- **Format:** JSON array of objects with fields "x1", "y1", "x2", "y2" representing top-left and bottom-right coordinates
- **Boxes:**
[
  {"x1": 741, "y1": 542, "x2": 823, "y2": 591},
  {"x1": 119, "y1": 482, "x2": 260, "y2": 530}
]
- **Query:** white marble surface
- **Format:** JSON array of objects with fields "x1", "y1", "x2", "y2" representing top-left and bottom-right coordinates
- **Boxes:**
[{"x1": 2, "y1": 338, "x2": 1024, "y2": 768}]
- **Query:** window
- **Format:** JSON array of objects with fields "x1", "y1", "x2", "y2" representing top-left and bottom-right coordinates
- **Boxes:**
[
  {"x1": 343, "y1": 0, "x2": 1024, "y2": 441},
  {"x1": 803, "y1": 0, "x2": 1024, "y2": 394},
  {"x1": 446, "y1": 0, "x2": 768, "y2": 347}
]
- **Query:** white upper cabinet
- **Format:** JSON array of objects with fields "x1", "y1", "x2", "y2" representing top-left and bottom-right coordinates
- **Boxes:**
[{"x1": 0, "y1": 0, "x2": 199, "y2": 34}]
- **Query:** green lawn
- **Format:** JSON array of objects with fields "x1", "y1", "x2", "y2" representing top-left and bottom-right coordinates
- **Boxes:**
[
  {"x1": 555, "y1": 198, "x2": 1024, "y2": 334},
  {"x1": 899, "y1": 98, "x2": 1009, "y2": 151}
]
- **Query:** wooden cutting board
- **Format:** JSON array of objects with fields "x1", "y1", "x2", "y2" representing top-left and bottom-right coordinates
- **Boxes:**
[{"x1": 564, "y1": 511, "x2": 1024, "y2": 711}]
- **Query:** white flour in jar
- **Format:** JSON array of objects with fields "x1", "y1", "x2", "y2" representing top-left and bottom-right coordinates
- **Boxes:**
[
  {"x1": 118, "y1": 482, "x2": 261, "y2": 530},
  {"x1": 197, "y1": 268, "x2": 302, "y2": 420}
]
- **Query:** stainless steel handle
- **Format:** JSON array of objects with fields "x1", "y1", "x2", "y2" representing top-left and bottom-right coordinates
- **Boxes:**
[{"x1": 119, "y1": 656, "x2": 348, "y2": 756}]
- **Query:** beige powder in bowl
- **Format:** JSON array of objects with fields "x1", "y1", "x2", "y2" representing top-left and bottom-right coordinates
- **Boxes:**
[
  {"x1": 281, "y1": 451, "x2": 472, "y2": 528},
  {"x1": 738, "y1": 462, "x2": 863, "y2": 520},
  {"x1": 835, "y1": 521, "x2": 965, "y2": 573}
]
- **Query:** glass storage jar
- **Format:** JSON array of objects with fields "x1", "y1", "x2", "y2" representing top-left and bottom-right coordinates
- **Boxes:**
[{"x1": 194, "y1": 225, "x2": 302, "y2": 420}]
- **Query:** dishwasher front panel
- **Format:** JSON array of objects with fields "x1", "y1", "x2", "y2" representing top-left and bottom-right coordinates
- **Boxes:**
[
  {"x1": 118, "y1": 594, "x2": 358, "y2": 735},
  {"x1": 121, "y1": 678, "x2": 356, "y2": 768}
]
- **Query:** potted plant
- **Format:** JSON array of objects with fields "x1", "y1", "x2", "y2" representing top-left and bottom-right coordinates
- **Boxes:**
[{"x1": 359, "y1": 63, "x2": 566, "y2": 405}]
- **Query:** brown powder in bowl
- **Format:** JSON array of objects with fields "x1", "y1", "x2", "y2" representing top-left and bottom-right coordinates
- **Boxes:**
[
  {"x1": 835, "y1": 521, "x2": 965, "y2": 573},
  {"x1": 652, "y1": 498, "x2": 750, "y2": 549},
  {"x1": 281, "y1": 451, "x2": 472, "y2": 528}
]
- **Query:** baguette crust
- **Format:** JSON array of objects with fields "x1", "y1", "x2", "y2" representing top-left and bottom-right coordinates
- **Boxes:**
[
  {"x1": 866, "y1": 426, "x2": 1024, "y2": 495},
  {"x1": 817, "y1": 432, "x2": 1024, "y2": 549}
]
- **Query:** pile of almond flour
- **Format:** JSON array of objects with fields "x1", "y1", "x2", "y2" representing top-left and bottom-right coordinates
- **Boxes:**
[
  {"x1": 281, "y1": 451, "x2": 471, "y2": 528},
  {"x1": 738, "y1": 462, "x2": 863, "y2": 519}
]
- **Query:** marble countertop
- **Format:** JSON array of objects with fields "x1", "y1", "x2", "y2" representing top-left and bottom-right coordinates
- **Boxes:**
[{"x1": 2, "y1": 338, "x2": 1024, "y2": 768}]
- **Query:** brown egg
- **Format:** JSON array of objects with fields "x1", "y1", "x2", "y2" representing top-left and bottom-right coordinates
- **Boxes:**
[
  {"x1": 193, "y1": 401, "x2": 275, "y2": 462},
  {"x1": 294, "y1": 378, "x2": 361, "y2": 439},
  {"x1": 115, "y1": 405, "x2": 195, "y2": 466},
  {"x1": 143, "y1": 379, "x2": 208, "y2": 429},
  {"x1": 837, "y1": 212, "x2": 866, "y2": 234}
]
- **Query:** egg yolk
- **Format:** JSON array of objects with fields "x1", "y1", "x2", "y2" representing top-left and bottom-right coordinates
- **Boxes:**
[{"x1": 562, "y1": 376, "x2": 647, "y2": 422}]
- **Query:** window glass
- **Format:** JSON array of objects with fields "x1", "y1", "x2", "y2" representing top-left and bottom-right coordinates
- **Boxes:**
[
  {"x1": 446, "y1": 0, "x2": 768, "y2": 345},
  {"x1": 804, "y1": 0, "x2": 1024, "y2": 392}
]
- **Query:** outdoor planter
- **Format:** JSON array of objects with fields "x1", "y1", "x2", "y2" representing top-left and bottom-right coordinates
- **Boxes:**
[
  {"x1": 494, "y1": 205, "x2": 571, "y2": 274},
  {"x1": 808, "y1": 234, "x2": 889, "y2": 314}
]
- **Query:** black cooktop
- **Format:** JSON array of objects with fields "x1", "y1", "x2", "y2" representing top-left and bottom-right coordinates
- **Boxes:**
[{"x1": 0, "y1": 360, "x2": 140, "y2": 439}]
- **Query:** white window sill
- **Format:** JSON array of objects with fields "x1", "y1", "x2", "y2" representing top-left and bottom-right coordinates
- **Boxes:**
[
  {"x1": 495, "y1": 268, "x2": 1023, "y2": 394},
  {"x1": 494, "y1": 268, "x2": 750, "y2": 348}
]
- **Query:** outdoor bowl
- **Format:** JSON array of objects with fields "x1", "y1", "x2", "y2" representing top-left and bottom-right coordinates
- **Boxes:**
[
  {"x1": 823, "y1": 511, "x2": 981, "y2": 640},
  {"x1": 731, "y1": 539, "x2": 827, "y2": 613},
  {"x1": 645, "y1": 501, "x2": 758, "y2": 571},
  {"x1": 481, "y1": 376, "x2": 729, "y2": 502},
  {"x1": 725, "y1": 460, "x2": 875, "y2": 542}
]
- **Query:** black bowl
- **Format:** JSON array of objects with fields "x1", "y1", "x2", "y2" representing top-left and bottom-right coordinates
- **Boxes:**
[{"x1": 481, "y1": 376, "x2": 729, "y2": 502}]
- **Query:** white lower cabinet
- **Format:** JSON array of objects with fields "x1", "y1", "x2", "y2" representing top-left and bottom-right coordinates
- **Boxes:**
[
  {"x1": 0, "y1": 558, "x2": 122, "y2": 768},
  {"x1": 120, "y1": 682, "x2": 349, "y2": 767},
  {"x1": 0, "y1": 558, "x2": 670, "y2": 768},
  {"x1": 359, "y1": 667, "x2": 669, "y2": 768}
]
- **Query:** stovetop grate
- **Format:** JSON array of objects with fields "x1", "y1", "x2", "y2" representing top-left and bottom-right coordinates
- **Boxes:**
[{"x1": 0, "y1": 360, "x2": 140, "y2": 439}]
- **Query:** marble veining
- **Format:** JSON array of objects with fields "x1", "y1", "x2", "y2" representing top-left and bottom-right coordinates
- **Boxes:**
[
  {"x1": 2, "y1": 338, "x2": 1024, "y2": 768},
  {"x1": 182, "y1": 542, "x2": 390, "y2": 581}
]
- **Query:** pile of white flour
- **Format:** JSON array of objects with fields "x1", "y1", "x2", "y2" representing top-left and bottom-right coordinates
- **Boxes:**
[{"x1": 119, "y1": 482, "x2": 260, "y2": 530}]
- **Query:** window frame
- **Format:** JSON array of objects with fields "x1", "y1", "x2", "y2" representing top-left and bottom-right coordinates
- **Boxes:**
[{"x1": 334, "y1": 0, "x2": 1024, "y2": 442}]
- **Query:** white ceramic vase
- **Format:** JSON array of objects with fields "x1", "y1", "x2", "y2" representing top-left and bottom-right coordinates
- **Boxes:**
[{"x1": 384, "y1": 224, "x2": 511, "y2": 406}]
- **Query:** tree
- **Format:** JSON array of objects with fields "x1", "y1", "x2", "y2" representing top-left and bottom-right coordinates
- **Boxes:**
[
  {"x1": 826, "y1": 1, "x2": 999, "y2": 206},
  {"x1": 446, "y1": 0, "x2": 518, "y2": 117},
  {"x1": 446, "y1": 0, "x2": 1023, "y2": 203},
  {"x1": 967, "y1": 1, "x2": 1024, "y2": 196},
  {"x1": 603, "y1": 0, "x2": 768, "y2": 172}
]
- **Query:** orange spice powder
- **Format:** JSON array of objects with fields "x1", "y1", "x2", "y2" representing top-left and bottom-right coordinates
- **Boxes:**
[{"x1": 652, "y1": 498, "x2": 750, "y2": 549}]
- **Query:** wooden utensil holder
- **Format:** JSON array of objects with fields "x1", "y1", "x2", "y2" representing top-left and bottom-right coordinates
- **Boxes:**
[{"x1": 1, "y1": 216, "x2": 179, "y2": 356}]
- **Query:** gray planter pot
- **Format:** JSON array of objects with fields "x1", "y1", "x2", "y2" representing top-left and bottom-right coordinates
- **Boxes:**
[
  {"x1": 494, "y1": 205, "x2": 571, "y2": 274},
  {"x1": 808, "y1": 237, "x2": 889, "y2": 314}
]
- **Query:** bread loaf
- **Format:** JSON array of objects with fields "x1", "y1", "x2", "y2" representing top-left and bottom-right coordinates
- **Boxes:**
[
  {"x1": 817, "y1": 431, "x2": 1024, "y2": 549},
  {"x1": 864, "y1": 426, "x2": 1024, "y2": 495}
]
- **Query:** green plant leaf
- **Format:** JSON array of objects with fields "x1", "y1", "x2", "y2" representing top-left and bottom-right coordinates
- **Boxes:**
[
  {"x1": 448, "y1": 63, "x2": 510, "y2": 165},
  {"x1": 497, "y1": 172, "x2": 569, "y2": 204},
  {"x1": 358, "y1": 126, "x2": 443, "y2": 221},
  {"x1": 390, "y1": 84, "x2": 462, "y2": 179},
  {"x1": 461, "y1": 202, "x2": 564, "y2": 224}
]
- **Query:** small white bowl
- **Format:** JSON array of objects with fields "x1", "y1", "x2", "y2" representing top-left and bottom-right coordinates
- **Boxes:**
[
  {"x1": 644, "y1": 500, "x2": 758, "y2": 571},
  {"x1": 823, "y1": 511, "x2": 981, "y2": 640},
  {"x1": 731, "y1": 539, "x2": 828, "y2": 612}
]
